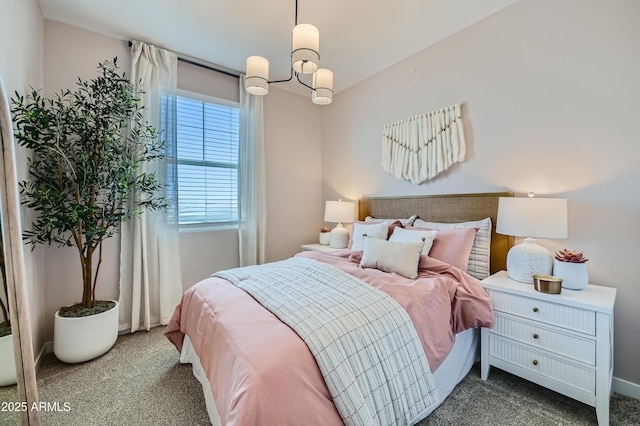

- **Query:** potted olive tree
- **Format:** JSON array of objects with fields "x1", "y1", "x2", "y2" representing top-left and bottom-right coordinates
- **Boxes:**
[{"x1": 11, "y1": 59, "x2": 166, "y2": 363}]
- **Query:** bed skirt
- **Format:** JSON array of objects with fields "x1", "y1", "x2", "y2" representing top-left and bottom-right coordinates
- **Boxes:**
[{"x1": 180, "y1": 327, "x2": 479, "y2": 426}]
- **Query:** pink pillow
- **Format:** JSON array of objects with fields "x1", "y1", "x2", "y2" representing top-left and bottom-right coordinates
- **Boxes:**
[{"x1": 407, "y1": 226, "x2": 477, "y2": 271}]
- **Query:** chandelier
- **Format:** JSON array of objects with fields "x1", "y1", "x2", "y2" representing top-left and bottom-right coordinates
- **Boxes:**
[{"x1": 245, "y1": 0, "x2": 334, "y2": 105}]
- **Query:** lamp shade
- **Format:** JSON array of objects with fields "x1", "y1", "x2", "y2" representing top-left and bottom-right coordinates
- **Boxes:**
[
  {"x1": 292, "y1": 23, "x2": 320, "y2": 74},
  {"x1": 245, "y1": 56, "x2": 269, "y2": 95},
  {"x1": 497, "y1": 197, "x2": 567, "y2": 238},
  {"x1": 324, "y1": 200, "x2": 354, "y2": 249},
  {"x1": 324, "y1": 200, "x2": 355, "y2": 224},
  {"x1": 497, "y1": 196, "x2": 568, "y2": 283},
  {"x1": 312, "y1": 68, "x2": 333, "y2": 105}
]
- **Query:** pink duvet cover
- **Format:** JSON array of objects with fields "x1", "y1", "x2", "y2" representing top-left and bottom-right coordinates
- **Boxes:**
[{"x1": 165, "y1": 250, "x2": 494, "y2": 426}]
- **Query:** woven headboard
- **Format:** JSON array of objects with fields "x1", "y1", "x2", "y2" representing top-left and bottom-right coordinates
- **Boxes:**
[{"x1": 357, "y1": 192, "x2": 514, "y2": 275}]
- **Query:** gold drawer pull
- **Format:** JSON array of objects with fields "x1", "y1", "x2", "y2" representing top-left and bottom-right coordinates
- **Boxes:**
[
  {"x1": 532, "y1": 359, "x2": 539, "y2": 366},
  {"x1": 533, "y1": 333, "x2": 539, "y2": 339},
  {"x1": 533, "y1": 307, "x2": 539, "y2": 313}
]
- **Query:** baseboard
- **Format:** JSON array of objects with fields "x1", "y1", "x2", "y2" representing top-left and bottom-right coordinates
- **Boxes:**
[
  {"x1": 33, "y1": 327, "x2": 151, "y2": 370},
  {"x1": 34, "y1": 341, "x2": 53, "y2": 372},
  {"x1": 613, "y1": 376, "x2": 640, "y2": 400}
]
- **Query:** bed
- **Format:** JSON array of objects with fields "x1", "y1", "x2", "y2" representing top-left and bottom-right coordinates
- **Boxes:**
[{"x1": 165, "y1": 192, "x2": 513, "y2": 426}]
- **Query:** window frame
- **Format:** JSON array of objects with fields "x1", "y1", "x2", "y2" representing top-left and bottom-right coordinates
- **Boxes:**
[{"x1": 173, "y1": 89, "x2": 242, "y2": 231}]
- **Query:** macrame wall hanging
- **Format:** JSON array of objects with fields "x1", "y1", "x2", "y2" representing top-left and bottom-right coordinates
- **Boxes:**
[{"x1": 381, "y1": 103, "x2": 466, "y2": 184}]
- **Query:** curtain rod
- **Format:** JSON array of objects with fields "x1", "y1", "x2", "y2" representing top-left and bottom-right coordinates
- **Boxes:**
[{"x1": 127, "y1": 41, "x2": 240, "y2": 79}]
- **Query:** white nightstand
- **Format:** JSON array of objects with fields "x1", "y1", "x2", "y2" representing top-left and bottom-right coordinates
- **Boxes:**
[
  {"x1": 480, "y1": 271, "x2": 616, "y2": 426},
  {"x1": 300, "y1": 243, "x2": 342, "y2": 252}
]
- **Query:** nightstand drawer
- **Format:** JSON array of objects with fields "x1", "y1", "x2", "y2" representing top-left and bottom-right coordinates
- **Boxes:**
[
  {"x1": 491, "y1": 313, "x2": 596, "y2": 365},
  {"x1": 490, "y1": 335, "x2": 595, "y2": 394},
  {"x1": 487, "y1": 289, "x2": 596, "y2": 335}
]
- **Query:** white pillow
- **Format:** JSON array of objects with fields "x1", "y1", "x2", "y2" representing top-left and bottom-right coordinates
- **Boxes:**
[
  {"x1": 365, "y1": 215, "x2": 418, "y2": 227},
  {"x1": 360, "y1": 237, "x2": 424, "y2": 280},
  {"x1": 388, "y1": 227, "x2": 437, "y2": 255},
  {"x1": 413, "y1": 217, "x2": 492, "y2": 280},
  {"x1": 350, "y1": 221, "x2": 389, "y2": 251}
]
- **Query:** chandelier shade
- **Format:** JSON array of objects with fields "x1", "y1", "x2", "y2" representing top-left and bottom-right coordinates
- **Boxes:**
[
  {"x1": 291, "y1": 23, "x2": 319, "y2": 74},
  {"x1": 312, "y1": 68, "x2": 333, "y2": 105},
  {"x1": 244, "y1": 0, "x2": 333, "y2": 105},
  {"x1": 245, "y1": 56, "x2": 270, "y2": 95}
]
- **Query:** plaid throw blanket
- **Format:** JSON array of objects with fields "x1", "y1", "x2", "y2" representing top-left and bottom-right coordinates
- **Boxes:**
[{"x1": 214, "y1": 257, "x2": 439, "y2": 426}]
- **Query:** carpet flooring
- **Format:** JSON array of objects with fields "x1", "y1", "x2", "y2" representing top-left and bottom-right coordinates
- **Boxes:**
[{"x1": 1, "y1": 326, "x2": 639, "y2": 425}]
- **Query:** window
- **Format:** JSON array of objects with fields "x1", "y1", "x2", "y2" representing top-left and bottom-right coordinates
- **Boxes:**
[{"x1": 173, "y1": 94, "x2": 240, "y2": 226}]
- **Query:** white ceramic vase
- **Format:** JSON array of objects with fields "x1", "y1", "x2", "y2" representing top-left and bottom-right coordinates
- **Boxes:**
[
  {"x1": 553, "y1": 260, "x2": 589, "y2": 290},
  {"x1": 53, "y1": 300, "x2": 119, "y2": 363},
  {"x1": 0, "y1": 333, "x2": 17, "y2": 386}
]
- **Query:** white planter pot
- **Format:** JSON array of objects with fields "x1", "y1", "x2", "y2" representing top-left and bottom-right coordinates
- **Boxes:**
[
  {"x1": 0, "y1": 333, "x2": 17, "y2": 386},
  {"x1": 319, "y1": 232, "x2": 330, "y2": 245},
  {"x1": 54, "y1": 300, "x2": 119, "y2": 364},
  {"x1": 553, "y1": 260, "x2": 589, "y2": 290}
]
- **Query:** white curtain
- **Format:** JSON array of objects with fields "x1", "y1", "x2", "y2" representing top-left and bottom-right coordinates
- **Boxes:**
[
  {"x1": 238, "y1": 76, "x2": 266, "y2": 266},
  {"x1": 119, "y1": 41, "x2": 183, "y2": 333},
  {"x1": 381, "y1": 103, "x2": 466, "y2": 184}
]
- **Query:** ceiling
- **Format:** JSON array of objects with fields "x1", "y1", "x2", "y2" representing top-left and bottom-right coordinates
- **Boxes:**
[{"x1": 37, "y1": 0, "x2": 519, "y2": 96}]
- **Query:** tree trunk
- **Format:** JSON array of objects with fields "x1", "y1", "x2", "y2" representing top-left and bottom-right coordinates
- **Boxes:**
[{"x1": 82, "y1": 248, "x2": 94, "y2": 308}]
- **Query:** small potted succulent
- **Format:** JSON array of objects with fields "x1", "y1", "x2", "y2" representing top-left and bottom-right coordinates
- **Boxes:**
[
  {"x1": 553, "y1": 249, "x2": 589, "y2": 290},
  {"x1": 319, "y1": 227, "x2": 331, "y2": 245}
]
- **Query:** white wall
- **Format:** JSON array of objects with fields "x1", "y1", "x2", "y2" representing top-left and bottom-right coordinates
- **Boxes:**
[
  {"x1": 321, "y1": 0, "x2": 640, "y2": 386},
  {"x1": 264, "y1": 88, "x2": 324, "y2": 262},
  {"x1": 0, "y1": 0, "x2": 45, "y2": 357}
]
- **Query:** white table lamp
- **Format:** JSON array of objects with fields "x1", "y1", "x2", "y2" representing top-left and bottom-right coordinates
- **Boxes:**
[
  {"x1": 324, "y1": 200, "x2": 355, "y2": 248},
  {"x1": 497, "y1": 195, "x2": 568, "y2": 283}
]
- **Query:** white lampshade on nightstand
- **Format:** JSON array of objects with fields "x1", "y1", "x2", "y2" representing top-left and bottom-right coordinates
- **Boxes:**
[
  {"x1": 324, "y1": 200, "x2": 355, "y2": 249},
  {"x1": 497, "y1": 195, "x2": 568, "y2": 284}
]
